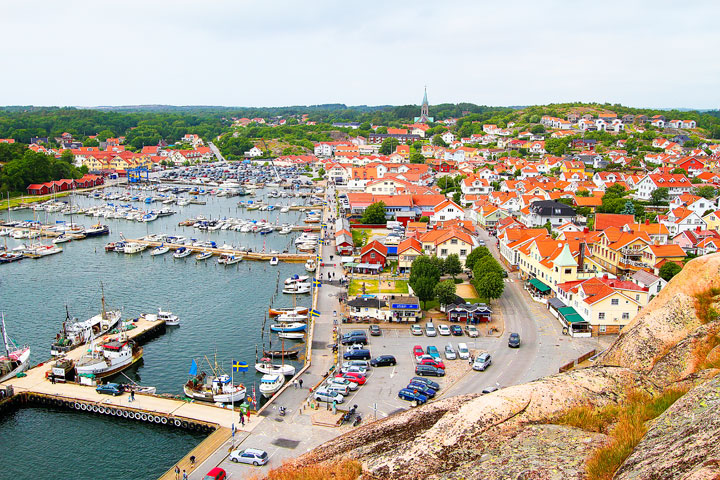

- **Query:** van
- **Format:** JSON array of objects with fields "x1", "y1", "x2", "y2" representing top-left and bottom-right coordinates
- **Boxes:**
[
  {"x1": 324, "y1": 383, "x2": 350, "y2": 396},
  {"x1": 457, "y1": 343, "x2": 470, "y2": 360},
  {"x1": 343, "y1": 349, "x2": 371, "y2": 360}
]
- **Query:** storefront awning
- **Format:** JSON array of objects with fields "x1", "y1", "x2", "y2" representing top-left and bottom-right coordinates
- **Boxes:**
[
  {"x1": 529, "y1": 278, "x2": 551, "y2": 293},
  {"x1": 558, "y1": 306, "x2": 585, "y2": 323}
]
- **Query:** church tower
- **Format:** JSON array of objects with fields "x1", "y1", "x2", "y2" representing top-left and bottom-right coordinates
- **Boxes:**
[{"x1": 415, "y1": 86, "x2": 434, "y2": 123}]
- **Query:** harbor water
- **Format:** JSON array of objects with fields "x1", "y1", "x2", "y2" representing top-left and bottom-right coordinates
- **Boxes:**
[{"x1": 0, "y1": 186, "x2": 319, "y2": 479}]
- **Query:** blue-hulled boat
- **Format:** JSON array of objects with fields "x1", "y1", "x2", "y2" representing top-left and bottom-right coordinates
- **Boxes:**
[{"x1": 269, "y1": 323, "x2": 307, "y2": 333}]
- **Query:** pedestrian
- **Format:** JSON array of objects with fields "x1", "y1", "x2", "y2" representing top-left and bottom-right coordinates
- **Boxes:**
[
  {"x1": 190, "y1": 455, "x2": 196, "y2": 468},
  {"x1": 174, "y1": 465, "x2": 180, "y2": 480},
  {"x1": 182, "y1": 470, "x2": 188, "y2": 480},
  {"x1": 50, "y1": 373, "x2": 55, "y2": 384},
  {"x1": 299, "y1": 378, "x2": 304, "y2": 389},
  {"x1": 240, "y1": 413, "x2": 245, "y2": 427},
  {"x1": 246, "y1": 410, "x2": 251, "y2": 423},
  {"x1": 293, "y1": 379, "x2": 298, "y2": 389},
  {"x1": 130, "y1": 390, "x2": 135, "y2": 402}
]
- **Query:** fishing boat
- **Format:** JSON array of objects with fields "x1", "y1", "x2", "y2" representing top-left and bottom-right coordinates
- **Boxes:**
[
  {"x1": 269, "y1": 323, "x2": 307, "y2": 333},
  {"x1": 195, "y1": 251, "x2": 213, "y2": 261},
  {"x1": 84, "y1": 224, "x2": 110, "y2": 237},
  {"x1": 282, "y1": 283, "x2": 311, "y2": 294},
  {"x1": 158, "y1": 309, "x2": 180, "y2": 326},
  {"x1": 268, "y1": 306, "x2": 309, "y2": 317},
  {"x1": 75, "y1": 337, "x2": 143, "y2": 378},
  {"x1": 269, "y1": 256, "x2": 279, "y2": 266},
  {"x1": 150, "y1": 244, "x2": 170, "y2": 256},
  {"x1": 277, "y1": 332, "x2": 306, "y2": 340},
  {"x1": 254, "y1": 357, "x2": 296, "y2": 376},
  {"x1": 173, "y1": 246, "x2": 192, "y2": 258},
  {"x1": 0, "y1": 251, "x2": 24, "y2": 263},
  {"x1": 51, "y1": 293, "x2": 122, "y2": 356},
  {"x1": 123, "y1": 242, "x2": 145, "y2": 254},
  {"x1": 284, "y1": 274, "x2": 310, "y2": 285},
  {"x1": 259, "y1": 373, "x2": 285, "y2": 398},
  {"x1": 104, "y1": 242, "x2": 117, "y2": 252},
  {"x1": 0, "y1": 313, "x2": 31, "y2": 382},
  {"x1": 184, "y1": 359, "x2": 246, "y2": 403},
  {"x1": 305, "y1": 259, "x2": 316, "y2": 272}
]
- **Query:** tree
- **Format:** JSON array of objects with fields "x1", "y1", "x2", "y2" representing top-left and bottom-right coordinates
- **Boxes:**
[
  {"x1": 419, "y1": 216, "x2": 429, "y2": 223},
  {"x1": 621, "y1": 200, "x2": 635, "y2": 216},
  {"x1": 361, "y1": 201, "x2": 387, "y2": 224},
  {"x1": 434, "y1": 280, "x2": 457, "y2": 306},
  {"x1": 543, "y1": 220, "x2": 552, "y2": 234},
  {"x1": 650, "y1": 187, "x2": 670, "y2": 205},
  {"x1": 409, "y1": 255, "x2": 442, "y2": 308},
  {"x1": 473, "y1": 255, "x2": 504, "y2": 280},
  {"x1": 670, "y1": 168, "x2": 686, "y2": 175},
  {"x1": 444, "y1": 254, "x2": 462, "y2": 279},
  {"x1": 96, "y1": 129, "x2": 115, "y2": 142},
  {"x1": 659, "y1": 262, "x2": 682, "y2": 281},
  {"x1": 465, "y1": 246, "x2": 490, "y2": 271},
  {"x1": 432, "y1": 135, "x2": 447, "y2": 147},
  {"x1": 452, "y1": 191, "x2": 461, "y2": 204},
  {"x1": 379, "y1": 138, "x2": 399, "y2": 155},
  {"x1": 413, "y1": 276, "x2": 437, "y2": 309},
  {"x1": 83, "y1": 138, "x2": 99, "y2": 147},
  {"x1": 59, "y1": 150, "x2": 75, "y2": 164},
  {"x1": 410, "y1": 152, "x2": 425, "y2": 164},
  {"x1": 475, "y1": 270, "x2": 504, "y2": 300},
  {"x1": 530, "y1": 124, "x2": 545, "y2": 134},
  {"x1": 694, "y1": 186, "x2": 717, "y2": 199}
]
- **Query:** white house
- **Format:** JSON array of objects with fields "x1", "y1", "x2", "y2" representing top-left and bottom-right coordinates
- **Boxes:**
[
  {"x1": 634, "y1": 174, "x2": 694, "y2": 201},
  {"x1": 244, "y1": 146, "x2": 263, "y2": 158},
  {"x1": 660, "y1": 207, "x2": 707, "y2": 236},
  {"x1": 430, "y1": 199, "x2": 465, "y2": 224},
  {"x1": 441, "y1": 131, "x2": 456, "y2": 144}
]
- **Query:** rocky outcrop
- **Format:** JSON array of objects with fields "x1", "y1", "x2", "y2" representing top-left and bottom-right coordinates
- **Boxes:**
[
  {"x1": 279, "y1": 254, "x2": 720, "y2": 480},
  {"x1": 614, "y1": 374, "x2": 720, "y2": 480}
]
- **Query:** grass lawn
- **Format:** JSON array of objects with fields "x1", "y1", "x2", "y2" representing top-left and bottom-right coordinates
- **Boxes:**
[
  {"x1": 348, "y1": 278, "x2": 409, "y2": 296},
  {"x1": 1, "y1": 191, "x2": 75, "y2": 211},
  {"x1": 463, "y1": 297, "x2": 489, "y2": 304},
  {"x1": 423, "y1": 299, "x2": 440, "y2": 311}
]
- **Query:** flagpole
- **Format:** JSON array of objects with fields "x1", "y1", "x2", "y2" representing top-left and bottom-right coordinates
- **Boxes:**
[{"x1": 231, "y1": 359, "x2": 235, "y2": 450}]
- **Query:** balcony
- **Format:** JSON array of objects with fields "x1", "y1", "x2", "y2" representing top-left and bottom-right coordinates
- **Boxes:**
[{"x1": 619, "y1": 247, "x2": 643, "y2": 257}]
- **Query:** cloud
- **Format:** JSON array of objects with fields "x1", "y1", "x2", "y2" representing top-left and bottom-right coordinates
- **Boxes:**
[{"x1": 0, "y1": 0, "x2": 718, "y2": 108}]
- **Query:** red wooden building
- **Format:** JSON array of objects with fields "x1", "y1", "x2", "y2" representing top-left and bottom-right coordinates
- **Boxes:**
[{"x1": 360, "y1": 240, "x2": 388, "y2": 266}]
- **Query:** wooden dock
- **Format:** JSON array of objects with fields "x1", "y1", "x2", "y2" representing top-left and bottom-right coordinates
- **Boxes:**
[{"x1": 128, "y1": 239, "x2": 314, "y2": 263}]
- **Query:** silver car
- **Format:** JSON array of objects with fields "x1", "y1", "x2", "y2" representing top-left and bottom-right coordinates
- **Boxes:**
[
  {"x1": 229, "y1": 448, "x2": 269, "y2": 466},
  {"x1": 425, "y1": 322, "x2": 437, "y2": 337},
  {"x1": 444, "y1": 343, "x2": 457, "y2": 360},
  {"x1": 313, "y1": 387, "x2": 345, "y2": 404},
  {"x1": 473, "y1": 352, "x2": 492, "y2": 371}
]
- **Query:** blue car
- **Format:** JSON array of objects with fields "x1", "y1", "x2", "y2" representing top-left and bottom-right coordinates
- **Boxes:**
[
  {"x1": 96, "y1": 383, "x2": 123, "y2": 396},
  {"x1": 426, "y1": 345, "x2": 441, "y2": 360},
  {"x1": 398, "y1": 388, "x2": 428, "y2": 404},
  {"x1": 410, "y1": 377, "x2": 440, "y2": 391},
  {"x1": 407, "y1": 382, "x2": 436, "y2": 398}
]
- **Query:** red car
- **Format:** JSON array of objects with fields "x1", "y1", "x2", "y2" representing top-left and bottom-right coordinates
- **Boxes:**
[
  {"x1": 336, "y1": 372, "x2": 367, "y2": 385},
  {"x1": 203, "y1": 467, "x2": 227, "y2": 480},
  {"x1": 413, "y1": 345, "x2": 424, "y2": 362},
  {"x1": 420, "y1": 358, "x2": 446, "y2": 370}
]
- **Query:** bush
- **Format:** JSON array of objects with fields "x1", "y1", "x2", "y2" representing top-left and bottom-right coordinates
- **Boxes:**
[{"x1": 250, "y1": 459, "x2": 362, "y2": 480}]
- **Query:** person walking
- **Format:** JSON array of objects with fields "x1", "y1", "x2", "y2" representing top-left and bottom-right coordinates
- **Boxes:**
[
  {"x1": 190, "y1": 456, "x2": 196, "y2": 468},
  {"x1": 182, "y1": 470, "x2": 188, "y2": 480},
  {"x1": 130, "y1": 390, "x2": 135, "y2": 402},
  {"x1": 174, "y1": 466, "x2": 180, "y2": 480},
  {"x1": 299, "y1": 378, "x2": 304, "y2": 389},
  {"x1": 240, "y1": 413, "x2": 245, "y2": 427}
]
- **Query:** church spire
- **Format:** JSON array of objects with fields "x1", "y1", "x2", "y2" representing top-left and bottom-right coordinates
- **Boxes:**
[{"x1": 415, "y1": 86, "x2": 432, "y2": 124}]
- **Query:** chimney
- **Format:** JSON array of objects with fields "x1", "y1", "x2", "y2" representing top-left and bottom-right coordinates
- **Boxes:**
[{"x1": 578, "y1": 242, "x2": 586, "y2": 271}]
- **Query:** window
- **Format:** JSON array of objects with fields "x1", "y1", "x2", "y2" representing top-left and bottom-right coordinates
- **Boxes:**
[
  {"x1": 622, "y1": 312, "x2": 630, "y2": 320},
  {"x1": 635, "y1": 294, "x2": 640, "y2": 301},
  {"x1": 599, "y1": 325, "x2": 607, "y2": 333},
  {"x1": 370, "y1": 253, "x2": 375, "y2": 259},
  {"x1": 611, "y1": 299, "x2": 619, "y2": 306},
  {"x1": 441, "y1": 249, "x2": 448, "y2": 256},
  {"x1": 564, "y1": 268, "x2": 572, "y2": 274},
  {"x1": 460, "y1": 249, "x2": 467, "y2": 256},
  {"x1": 598, "y1": 312, "x2": 605, "y2": 320}
]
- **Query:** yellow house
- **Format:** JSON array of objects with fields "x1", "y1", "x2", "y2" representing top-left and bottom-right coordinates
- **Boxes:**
[
  {"x1": 397, "y1": 237, "x2": 422, "y2": 274},
  {"x1": 703, "y1": 209, "x2": 720, "y2": 232},
  {"x1": 419, "y1": 228, "x2": 475, "y2": 262},
  {"x1": 517, "y1": 239, "x2": 599, "y2": 293},
  {"x1": 590, "y1": 228, "x2": 651, "y2": 276},
  {"x1": 640, "y1": 244, "x2": 687, "y2": 274},
  {"x1": 561, "y1": 160, "x2": 586, "y2": 176}
]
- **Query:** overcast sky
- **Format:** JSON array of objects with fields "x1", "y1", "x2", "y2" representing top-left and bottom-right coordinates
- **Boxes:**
[{"x1": 1, "y1": 0, "x2": 718, "y2": 109}]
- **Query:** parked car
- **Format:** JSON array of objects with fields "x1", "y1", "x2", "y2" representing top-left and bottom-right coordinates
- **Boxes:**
[
  {"x1": 324, "y1": 382, "x2": 350, "y2": 396},
  {"x1": 473, "y1": 352, "x2": 492, "y2": 371},
  {"x1": 508, "y1": 332, "x2": 521, "y2": 348},
  {"x1": 482, "y1": 386, "x2": 499, "y2": 394},
  {"x1": 410, "y1": 324, "x2": 423, "y2": 336},
  {"x1": 425, "y1": 322, "x2": 437, "y2": 336},
  {"x1": 336, "y1": 372, "x2": 367, "y2": 385},
  {"x1": 341, "y1": 360, "x2": 370, "y2": 370},
  {"x1": 419, "y1": 358, "x2": 446, "y2": 370},
  {"x1": 203, "y1": 468, "x2": 227, "y2": 480},
  {"x1": 410, "y1": 377, "x2": 440, "y2": 391},
  {"x1": 444, "y1": 344, "x2": 457, "y2": 360},
  {"x1": 96, "y1": 383, "x2": 123, "y2": 396},
  {"x1": 369, "y1": 325, "x2": 382, "y2": 336},
  {"x1": 407, "y1": 381, "x2": 436, "y2": 398},
  {"x1": 345, "y1": 343, "x2": 366, "y2": 352},
  {"x1": 229, "y1": 448, "x2": 269, "y2": 466},
  {"x1": 450, "y1": 325, "x2": 463, "y2": 336},
  {"x1": 341, "y1": 333, "x2": 368, "y2": 345},
  {"x1": 343, "y1": 349, "x2": 371, "y2": 360},
  {"x1": 426, "y1": 345, "x2": 441, "y2": 360},
  {"x1": 313, "y1": 387, "x2": 345, "y2": 404},
  {"x1": 413, "y1": 345, "x2": 425, "y2": 362},
  {"x1": 457, "y1": 343, "x2": 470, "y2": 360},
  {"x1": 370, "y1": 355, "x2": 397, "y2": 367},
  {"x1": 415, "y1": 364, "x2": 445, "y2": 377},
  {"x1": 465, "y1": 325, "x2": 479, "y2": 337},
  {"x1": 398, "y1": 388, "x2": 428, "y2": 405},
  {"x1": 327, "y1": 376, "x2": 359, "y2": 391},
  {"x1": 437, "y1": 324, "x2": 451, "y2": 336},
  {"x1": 340, "y1": 364, "x2": 368, "y2": 375}
]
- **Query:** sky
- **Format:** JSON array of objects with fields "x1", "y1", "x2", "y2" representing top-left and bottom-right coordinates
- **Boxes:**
[{"x1": 1, "y1": 0, "x2": 719, "y2": 109}]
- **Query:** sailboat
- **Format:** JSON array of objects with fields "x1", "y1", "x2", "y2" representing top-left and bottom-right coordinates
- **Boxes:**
[
  {"x1": 0, "y1": 313, "x2": 31, "y2": 382},
  {"x1": 183, "y1": 357, "x2": 246, "y2": 403}
]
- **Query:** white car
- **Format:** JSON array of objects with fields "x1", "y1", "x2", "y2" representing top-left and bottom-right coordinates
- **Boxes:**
[
  {"x1": 410, "y1": 324, "x2": 423, "y2": 336},
  {"x1": 444, "y1": 343, "x2": 457, "y2": 360},
  {"x1": 345, "y1": 344, "x2": 366, "y2": 352},
  {"x1": 327, "y1": 376, "x2": 359, "y2": 391},
  {"x1": 341, "y1": 360, "x2": 370, "y2": 370},
  {"x1": 340, "y1": 365, "x2": 369, "y2": 375},
  {"x1": 229, "y1": 448, "x2": 269, "y2": 466},
  {"x1": 457, "y1": 342, "x2": 470, "y2": 360},
  {"x1": 313, "y1": 387, "x2": 345, "y2": 404},
  {"x1": 473, "y1": 352, "x2": 492, "y2": 371},
  {"x1": 465, "y1": 325, "x2": 479, "y2": 338},
  {"x1": 437, "y1": 324, "x2": 451, "y2": 336},
  {"x1": 425, "y1": 322, "x2": 437, "y2": 337}
]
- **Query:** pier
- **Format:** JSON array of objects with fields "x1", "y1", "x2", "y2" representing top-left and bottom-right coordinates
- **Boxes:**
[{"x1": 126, "y1": 238, "x2": 314, "y2": 262}]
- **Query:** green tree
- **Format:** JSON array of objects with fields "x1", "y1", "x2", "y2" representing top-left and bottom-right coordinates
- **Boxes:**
[
  {"x1": 694, "y1": 186, "x2": 717, "y2": 199},
  {"x1": 530, "y1": 124, "x2": 545, "y2": 134},
  {"x1": 432, "y1": 135, "x2": 447, "y2": 147},
  {"x1": 465, "y1": 246, "x2": 491, "y2": 271},
  {"x1": 444, "y1": 254, "x2": 462, "y2": 279},
  {"x1": 83, "y1": 138, "x2": 99, "y2": 147},
  {"x1": 650, "y1": 187, "x2": 670, "y2": 205},
  {"x1": 475, "y1": 270, "x2": 504, "y2": 300},
  {"x1": 452, "y1": 191, "x2": 461, "y2": 204},
  {"x1": 473, "y1": 255, "x2": 504, "y2": 280},
  {"x1": 379, "y1": 138, "x2": 399, "y2": 155},
  {"x1": 670, "y1": 168, "x2": 686, "y2": 175},
  {"x1": 410, "y1": 152, "x2": 425, "y2": 164},
  {"x1": 621, "y1": 200, "x2": 635, "y2": 216},
  {"x1": 409, "y1": 255, "x2": 442, "y2": 308},
  {"x1": 434, "y1": 279, "x2": 457, "y2": 306},
  {"x1": 59, "y1": 150, "x2": 75, "y2": 164},
  {"x1": 361, "y1": 201, "x2": 387, "y2": 224},
  {"x1": 413, "y1": 276, "x2": 437, "y2": 309},
  {"x1": 419, "y1": 216, "x2": 430, "y2": 223},
  {"x1": 659, "y1": 262, "x2": 682, "y2": 281},
  {"x1": 96, "y1": 129, "x2": 115, "y2": 142}
]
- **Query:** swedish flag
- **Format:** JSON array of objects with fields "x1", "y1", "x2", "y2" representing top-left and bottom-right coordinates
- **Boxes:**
[
  {"x1": 312, "y1": 278, "x2": 322, "y2": 288},
  {"x1": 320, "y1": 238, "x2": 326, "y2": 245},
  {"x1": 322, "y1": 223, "x2": 327, "y2": 228},
  {"x1": 232, "y1": 361, "x2": 248, "y2": 373},
  {"x1": 310, "y1": 309, "x2": 321, "y2": 317}
]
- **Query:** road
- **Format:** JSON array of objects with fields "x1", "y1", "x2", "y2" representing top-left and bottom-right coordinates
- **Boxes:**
[{"x1": 208, "y1": 142, "x2": 226, "y2": 163}]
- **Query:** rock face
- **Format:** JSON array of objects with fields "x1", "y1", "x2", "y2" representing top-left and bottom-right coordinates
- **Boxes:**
[
  {"x1": 614, "y1": 374, "x2": 720, "y2": 480},
  {"x1": 284, "y1": 254, "x2": 720, "y2": 480}
]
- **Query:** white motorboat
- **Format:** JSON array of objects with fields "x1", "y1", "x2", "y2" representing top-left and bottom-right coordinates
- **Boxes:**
[
  {"x1": 277, "y1": 332, "x2": 306, "y2": 340},
  {"x1": 151, "y1": 245, "x2": 170, "y2": 256},
  {"x1": 269, "y1": 256, "x2": 279, "y2": 266},
  {"x1": 22, "y1": 244, "x2": 63, "y2": 258},
  {"x1": 75, "y1": 337, "x2": 143, "y2": 378},
  {"x1": 195, "y1": 251, "x2": 213, "y2": 261},
  {"x1": 280, "y1": 206, "x2": 290, "y2": 213},
  {"x1": 259, "y1": 373, "x2": 285, "y2": 398},
  {"x1": 173, "y1": 247, "x2": 192, "y2": 258},
  {"x1": 279, "y1": 226, "x2": 293, "y2": 234},
  {"x1": 225, "y1": 255, "x2": 242, "y2": 265},
  {"x1": 276, "y1": 312, "x2": 308, "y2": 323},
  {"x1": 254, "y1": 358, "x2": 296, "y2": 376},
  {"x1": 158, "y1": 309, "x2": 180, "y2": 326},
  {"x1": 123, "y1": 243, "x2": 145, "y2": 254},
  {"x1": 0, "y1": 313, "x2": 31, "y2": 382},
  {"x1": 305, "y1": 259, "x2": 316, "y2": 272},
  {"x1": 282, "y1": 283, "x2": 311, "y2": 294},
  {"x1": 52, "y1": 235, "x2": 72, "y2": 244},
  {"x1": 284, "y1": 275, "x2": 310, "y2": 285},
  {"x1": 0, "y1": 228, "x2": 12, "y2": 236},
  {"x1": 184, "y1": 373, "x2": 246, "y2": 403}
]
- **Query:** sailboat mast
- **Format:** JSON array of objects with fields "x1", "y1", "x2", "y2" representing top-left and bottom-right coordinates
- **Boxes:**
[
  {"x1": 1, "y1": 312, "x2": 11, "y2": 357},
  {"x1": 100, "y1": 282, "x2": 107, "y2": 320}
]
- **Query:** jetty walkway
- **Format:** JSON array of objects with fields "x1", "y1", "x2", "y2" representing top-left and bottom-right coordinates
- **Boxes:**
[{"x1": 126, "y1": 238, "x2": 314, "y2": 262}]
